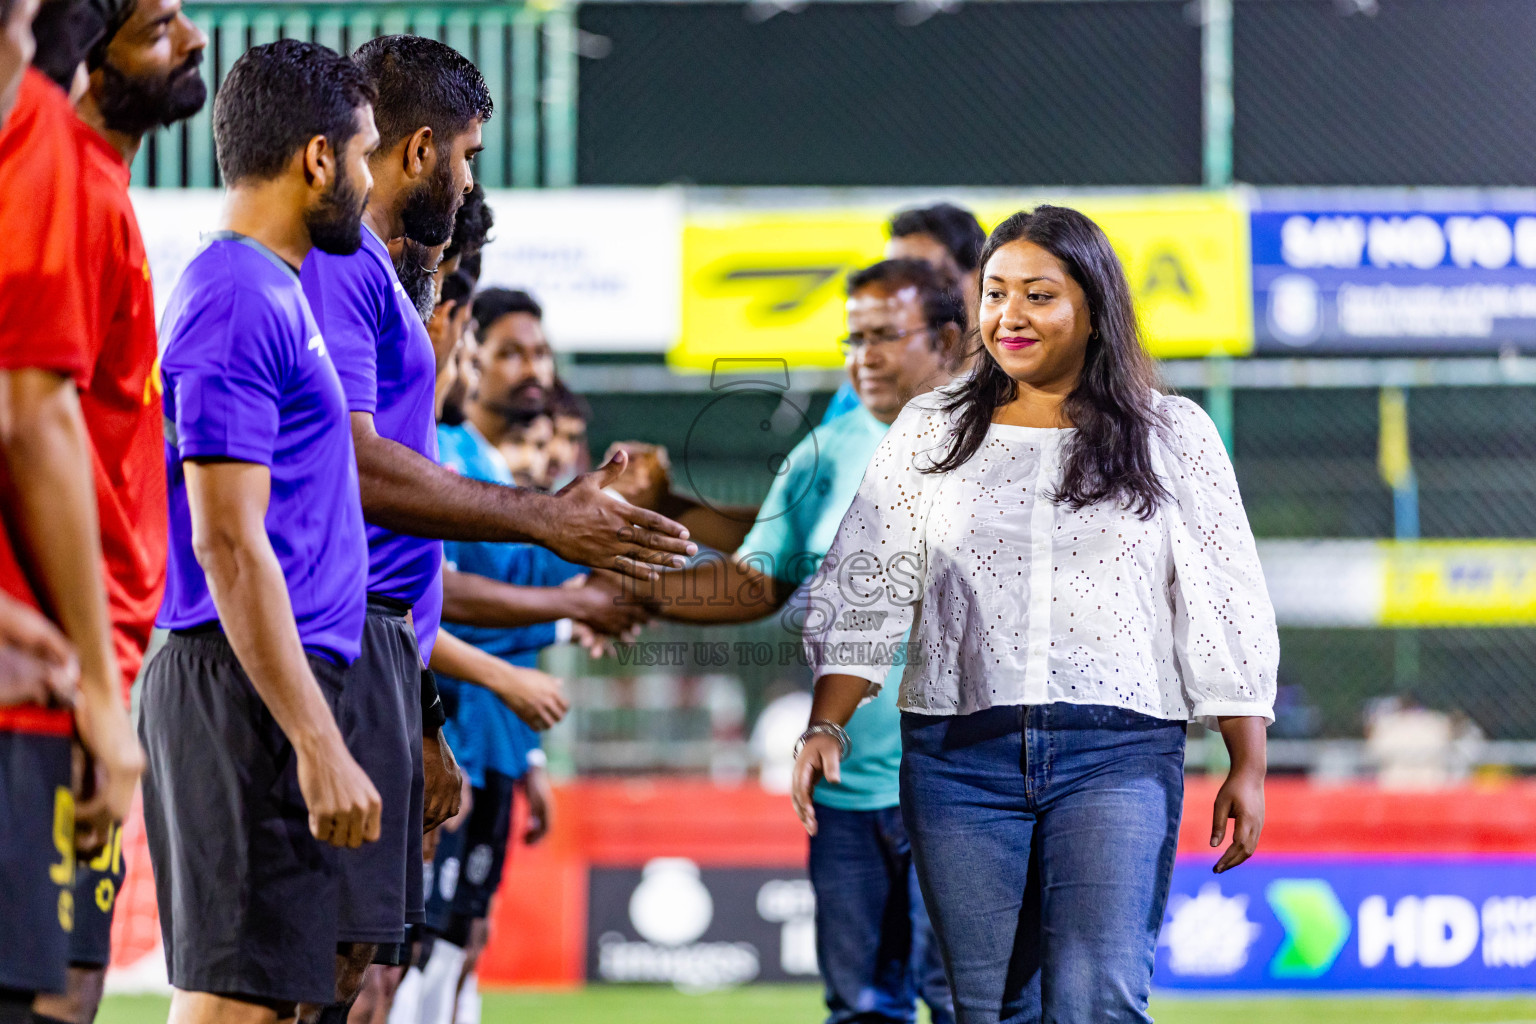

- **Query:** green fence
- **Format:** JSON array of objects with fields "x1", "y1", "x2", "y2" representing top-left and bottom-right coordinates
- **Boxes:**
[{"x1": 134, "y1": 2, "x2": 576, "y2": 189}]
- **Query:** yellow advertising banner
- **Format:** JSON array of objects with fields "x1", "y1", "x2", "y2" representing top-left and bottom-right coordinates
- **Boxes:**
[
  {"x1": 1381, "y1": 541, "x2": 1536, "y2": 627},
  {"x1": 671, "y1": 191, "x2": 1253, "y2": 372}
]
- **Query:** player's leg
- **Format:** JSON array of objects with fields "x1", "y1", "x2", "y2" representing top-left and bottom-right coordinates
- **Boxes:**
[
  {"x1": 32, "y1": 816, "x2": 122, "y2": 1024},
  {"x1": 166, "y1": 991, "x2": 293, "y2": 1024},
  {"x1": 418, "y1": 770, "x2": 512, "y2": 1024},
  {"x1": 806, "y1": 803, "x2": 916, "y2": 1023},
  {"x1": 138, "y1": 633, "x2": 345, "y2": 1017},
  {"x1": 447, "y1": 768, "x2": 516, "y2": 1024},
  {"x1": 324, "y1": 603, "x2": 424, "y2": 1024},
  {"x1": 0, "y1": 731, "x2": 73, "y2": 1024},
  {"x1": 300, "y1": 943, "x2": 379, "y2": 1024},
  {"x1": 1032, "y1": 704, "x2": 1184, "y2": 1024},
  {"x1": 899, "y1": 706, "x2": 1042, "y2": 1024},
  {"x1": 415, "y1": 810, "x2": 469, "y2": 1024},
  {"x1": 347, "y1": 963, "x2": 406, "y2": 1024},
  {"x1": 450, "y1": 920, "x2": 489, "y2": 1024},
  {"x1": 386, "y1": 932, "x2": 434, "y2": 1024}
]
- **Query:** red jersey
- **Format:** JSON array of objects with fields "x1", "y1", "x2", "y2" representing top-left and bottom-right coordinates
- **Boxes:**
[
  {"x1": 75, "y1": 124, "x2": 168, "y2": 698},
  {"x1": 0, "y1": 70, "x2": 91, "y2": 383},
  {"x1": 0, "y1": 70, "x2": 88, "y2": 734}
]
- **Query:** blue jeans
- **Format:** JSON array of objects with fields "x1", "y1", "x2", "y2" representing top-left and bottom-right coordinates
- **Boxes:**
[
  {"x1": 900, "y1": 704, "x2": 1185, "y2": 1024},
  {"x1": 808, "y1": 804, "x2": 955, "y2": 1024}
]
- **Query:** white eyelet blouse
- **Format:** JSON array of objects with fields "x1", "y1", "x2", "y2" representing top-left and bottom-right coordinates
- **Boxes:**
[{"x1": 802, "y1": 386, "x2": 1278, "y2": 728}]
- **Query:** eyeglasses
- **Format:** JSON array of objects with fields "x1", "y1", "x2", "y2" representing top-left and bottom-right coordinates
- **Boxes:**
[{"x1": 838, "y1": 326, "x2": 932, "y2": 356}]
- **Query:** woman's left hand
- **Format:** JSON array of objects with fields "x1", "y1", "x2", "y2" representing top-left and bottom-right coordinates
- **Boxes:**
[
  {"x1": 1210, "y1": 764, "x2": 1265, "y2": 873},
  {"x1": 1211, "y1": 715, "x2": 1268, "y2": 873}
]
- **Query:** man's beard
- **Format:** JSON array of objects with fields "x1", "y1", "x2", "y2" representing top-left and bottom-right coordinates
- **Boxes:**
[
  {"x1": 96, "y1": 51, "x2": 207, "y2": 136},
  {"x1": 399, "y1": 155, "x2": 460, "y2": 247},
  {"x1": 306, "y1": 165, "x2": 368, "y2": 256},
  {"x1": 481, "y1": 380, "x2": 547, "y2": 423},
  {"x1": 394, "y1": 239, "x2": 440, "y2": 323}
]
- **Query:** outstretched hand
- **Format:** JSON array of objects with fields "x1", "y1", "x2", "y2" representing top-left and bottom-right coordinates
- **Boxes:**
[{"x1": 545, "y1": 451, "x2": 695, "y2": 581}]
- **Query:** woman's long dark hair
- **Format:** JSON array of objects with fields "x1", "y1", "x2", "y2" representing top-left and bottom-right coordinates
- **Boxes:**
[{"x1": 923, "y1": 205, "x2": 1170, "y2": 519}]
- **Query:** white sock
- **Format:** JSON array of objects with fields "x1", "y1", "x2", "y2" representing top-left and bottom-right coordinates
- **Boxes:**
[
  {"x1": 386, "y1": 966, "x2": 424, "y2": 1024},
  {"x1": 417, "y1": 942, "x2": 468, "y2": 1024},
  {"x1": 452, "y1": 972, "x2": 480, "y2": 1024}
]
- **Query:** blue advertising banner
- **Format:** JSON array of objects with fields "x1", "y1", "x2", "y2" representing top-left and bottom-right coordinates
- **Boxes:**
[
  {"x1": 1252, "y1": 205, "x2": 1536, "y2": 353},
  {"x1": 1157, "y1": 857, "x2": 1536, "y2": 990}
]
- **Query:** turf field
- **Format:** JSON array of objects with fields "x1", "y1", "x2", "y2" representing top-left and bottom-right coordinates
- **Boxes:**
[{"x1": 98, "y1": 988, "x2": 1536, "y2": 1024}]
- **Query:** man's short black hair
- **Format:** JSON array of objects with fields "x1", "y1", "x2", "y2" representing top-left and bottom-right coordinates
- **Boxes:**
[
  {"x1": 888, "y1": 202, "x2": 987, "y2": 274},
  {"x1": 30, "y1": 0, "x2": 105, "y2": 90},
  {"x1": 445, "y1": 182, "x2": 493, "y2": 262},
  {"x1": 214, "y1": 39, "x2": 375, "y2": 185},
  {"x1": 440, "y1": 269, "x2": 475, "y2": 309},
  {"x1": 351, "y1": 34, "x2": 492, "y2": 152},
  {"x1": 548, "y1": 379, "x2": 590, "y2": 424},
  {"x1": 846, "y1": 258, "x2": 965, "y2": 335},
  {"x1": 472, "y1": 287, "x2": 542, "y2": 336}
]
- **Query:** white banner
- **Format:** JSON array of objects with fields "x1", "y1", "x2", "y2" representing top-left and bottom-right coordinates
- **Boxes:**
[
  {"x1": 129, "y1": 187, "x2": 225, "y2": 322},
  {"x1": 130, "y1": 187, "x2": 684, "y2": 353},
  {"x1": 476, "y1": 187, "x2": 682, "y2": 352}
]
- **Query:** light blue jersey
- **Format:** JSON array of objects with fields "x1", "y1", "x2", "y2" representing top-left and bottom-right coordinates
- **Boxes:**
[
  {"x1": 436, "y1": 422, "x2": 583, "y2": 786},
  {"x1": 818, "y1": 380, "x2": 860, "y2": 425},
  {"x1": 739, "y1": 403, "x2": 903, "y2": 812}
]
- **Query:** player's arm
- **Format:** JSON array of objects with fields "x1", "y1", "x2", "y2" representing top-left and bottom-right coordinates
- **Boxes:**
[
  {"x1": 2, "y1": 368, "x2": 139, "y2": 847},
  {"x1": 428, "y1": 627, "x2": 569, "y2": 731},
  {"x1": 352, "y1": 412, "x2": 696, "y2": 581},
  {"x1": 184, "y1": 459, "x2": 380, "y2": 848},
  {"x1": 442, "y1": 566, "x2": 648, "y2": 637},
  {"x1": 520, "y1": 761, "x2": 554, "y2": 845}
]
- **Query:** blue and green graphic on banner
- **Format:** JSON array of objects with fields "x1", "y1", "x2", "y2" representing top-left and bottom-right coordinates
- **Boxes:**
[{"x1": 1156, "y1": 858, "x2": 1536, "y2": 990}]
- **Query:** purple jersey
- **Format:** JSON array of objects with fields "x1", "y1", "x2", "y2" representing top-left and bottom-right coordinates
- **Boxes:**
[
  {"x1": 412, "y1": 567, "x2": 442, "y2": 666},
  {"x1": 158, "y1": 233, "x2": 368, "y2": 664},
  {"x1": 301, "y1": 227, "x2": 443, "y2": 629}
]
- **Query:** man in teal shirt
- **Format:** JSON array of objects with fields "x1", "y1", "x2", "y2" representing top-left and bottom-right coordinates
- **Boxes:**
[
  {"x1": 637, "y1": 259, "x2": 964, "y2": 1024},
  {"x1": 820, "y1": 203, "x2": 985, "y2": 427}
]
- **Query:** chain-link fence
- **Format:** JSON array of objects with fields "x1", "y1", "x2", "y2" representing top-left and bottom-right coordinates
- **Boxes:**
[
  {"x1": 578, "y1": 0, "x2": 1536, "y2": 188},
  {"x1": 154, "y1": 0, "x2": 1536, "y2": 191},
  {"x1": 137, "y1": 2, "x2": 577, "y2": 188}
]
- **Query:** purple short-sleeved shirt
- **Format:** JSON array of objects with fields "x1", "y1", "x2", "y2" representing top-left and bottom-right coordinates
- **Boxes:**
[
  {"x1": 301, "y1": 227, "x2": 443, "y2": 662},
  {"x1": 157, "y1": 233, "x2": 368, "y2": 664}
]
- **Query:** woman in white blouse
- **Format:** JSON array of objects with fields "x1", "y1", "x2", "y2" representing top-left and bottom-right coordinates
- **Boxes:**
[{"x1": 790, "y1": 206, "x2": 1277, "y2": 1024}]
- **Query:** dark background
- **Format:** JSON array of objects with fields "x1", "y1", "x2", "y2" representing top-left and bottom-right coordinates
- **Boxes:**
[{"x1": 577, "y1": 0, "x2": 1536, "y2": 187}]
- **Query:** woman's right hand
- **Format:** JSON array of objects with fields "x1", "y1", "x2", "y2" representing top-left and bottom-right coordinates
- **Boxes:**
[{"x1": 790, "y1": 732, "x2": 843, "y2": 836}]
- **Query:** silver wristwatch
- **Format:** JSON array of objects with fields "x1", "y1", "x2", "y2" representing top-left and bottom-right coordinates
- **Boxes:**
[{"x1": 793, "y1": 720, "x2": 851, "y2": 760}]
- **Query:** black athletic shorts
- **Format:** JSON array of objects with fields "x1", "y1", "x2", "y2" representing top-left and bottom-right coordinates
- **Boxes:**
[
  {"x1": 69, "y1": 819, "x2": 125, "y2": 968},
  {"x1": 336, "y1": 598, "x2": 425, "y2": 946},
  {"x1": 0, "y1": 729, "x2": 74, "y2": 995},
  {"x1": 138, "y1": 630, "x2": 346, "y2": 1006},
  {"x1": 425, "y1": 769, "x2": 516, "y2": 939}
]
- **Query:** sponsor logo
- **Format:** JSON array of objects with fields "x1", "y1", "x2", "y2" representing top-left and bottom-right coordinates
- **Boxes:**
[
  {"x1": 589, "y1": 861, "x2": 819, "y2": 989},
  {"x1": 1266, "y1": 879, "x2": 1351, "y2": 978},
  {"x1": 1162, "y1": 882, "x2": 1263, "y2": 976},
  {"x1": 1159, "y1": 861, "x2": 1536, "y2": 990}
]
